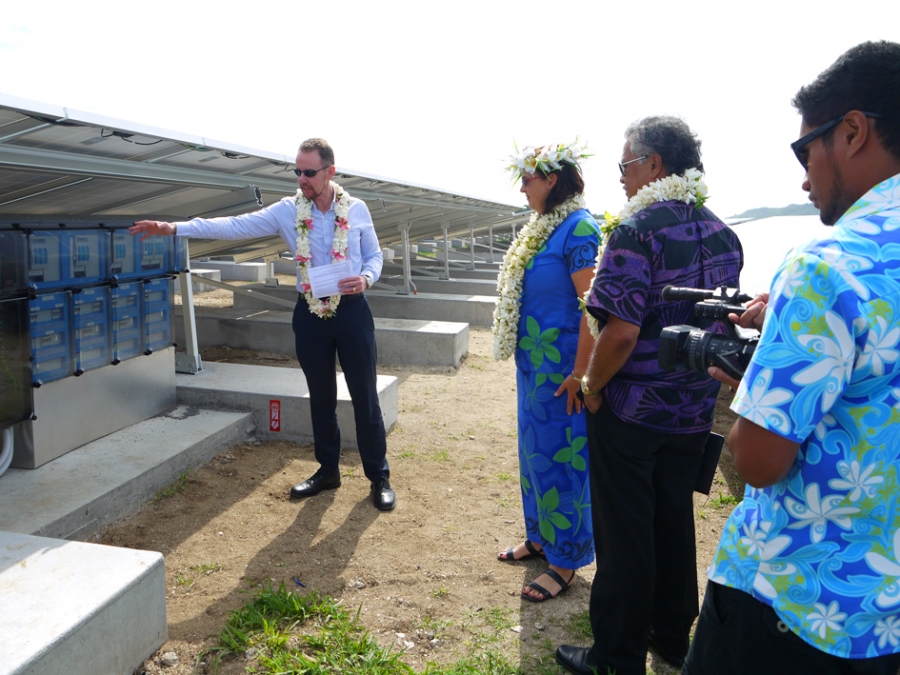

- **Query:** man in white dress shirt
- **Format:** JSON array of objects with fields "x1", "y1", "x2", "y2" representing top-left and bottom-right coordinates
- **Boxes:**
[{"x1": 130, "y1": 138, "x2": 395, "y2": 510}]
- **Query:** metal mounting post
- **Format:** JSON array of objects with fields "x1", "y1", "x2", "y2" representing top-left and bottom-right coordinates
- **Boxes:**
[
  {"x1": 397, "y1": 221, "x2": 413, "y2": 295},
  {"x1": 440, "y1": 222, "x2": 450, "y2": 280},
  {"x1": 175, "y1": 240, "x2": 203, "y2": 374}
]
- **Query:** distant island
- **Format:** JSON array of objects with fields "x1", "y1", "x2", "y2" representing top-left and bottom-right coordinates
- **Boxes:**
[{"x1": 729, "y1": 203, "x2": 819, "y2": 220}]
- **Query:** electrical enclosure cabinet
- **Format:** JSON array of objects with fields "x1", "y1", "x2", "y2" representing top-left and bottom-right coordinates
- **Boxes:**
[
  {"x1": 27, "y1": 230, "x2": 108, "y2": 292},
  {"x1": 0, "y1": 231, "x2": 28, "y2": 298},
  {"x1": 29, "y1": 291, "x2": 73, "y2": 386},
  {"x1": 0, "y1": 297, "x2": 32, "y2": 427},
  {"x1": 111, "y1": 282, "x2": 142, "y2": 364},
  {"x1": 139, "y1": 235, "x2": 170, "y2": 277},
  {"x1": 143, "y1": 277, "x2": 173, "y2": 354},
  {"x1": 73, "y1": 286, "x2": 110, "y2": 374}
]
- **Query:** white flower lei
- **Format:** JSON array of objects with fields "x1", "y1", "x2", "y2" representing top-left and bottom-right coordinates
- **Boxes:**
[
  {"x1": 492, "y1": 194, "x2": 587, "y2": 360},
  {"x1": 583, "y1": 168, "x2": 709, "y2": 337},
  {"x1": 506, "y1": 139, "x2": 590, "y2": 181},
  {"x1": 294, "y1": 181, "x2": 352, "y2": 319}
]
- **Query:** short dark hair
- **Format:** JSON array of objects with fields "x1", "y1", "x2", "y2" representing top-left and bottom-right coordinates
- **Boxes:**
[
  {"x1": 298, "y1": 138, "x2": 335, "y2": 166},
  {"x1": 792, "y1": 41, "x2": 900, "y2": 160},
  {"x1": 625, "y1": 116, "x2": 704, "y2": 175},
  {"x1": 541, "y1": 162, "x2": 585, "y2": 214}
]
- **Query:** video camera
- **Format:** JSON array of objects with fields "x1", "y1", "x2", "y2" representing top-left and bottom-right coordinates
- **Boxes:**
[{"x1": 657, "y1": 285, "x2": 758, "y2": 381}]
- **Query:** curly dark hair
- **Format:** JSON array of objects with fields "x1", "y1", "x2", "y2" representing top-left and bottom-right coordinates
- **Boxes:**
[
  {"x1": 298, "y1": 138, "x2": 335, "y2": 166},
  {"x1": 539, "y1": 162, "x2": 585, "y2": 214},
  {"x1": 625, "y1": 116, "x2": 703, "y2": 175},
  {"x1": 792, "y1": 41, "x2": 900, "y2": 160}
]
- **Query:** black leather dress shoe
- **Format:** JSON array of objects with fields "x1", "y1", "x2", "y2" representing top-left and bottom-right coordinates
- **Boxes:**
[
  {"x1": 555, "y1": 645, "x2": 601, "y2": 675},
  {"x1": 289, "y1": 471, "x2": 341, "y2": 499},
  {"x1": 371, "y1": 477, "x2": 396, "y2": 511}
]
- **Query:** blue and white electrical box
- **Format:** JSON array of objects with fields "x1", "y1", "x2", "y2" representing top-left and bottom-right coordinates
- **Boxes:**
[
  {"x1": 29, "y1": 291, "x2": 72, "y2": 386},
  {"x1": 27, "y1": 230, "x2": 108, "y2": 291},
  {"x1": 111, "y1": 282, "x2": 142, "y2": 363},
  {"x1": 73, "y1": 286, "x2": 110, "y2": 375},
  {"x1": 142, "y1": 277, "x2": 172, "y2": 354},
  {"x1": 139, "y1": 235, "x2": 170, "y2": 277}
]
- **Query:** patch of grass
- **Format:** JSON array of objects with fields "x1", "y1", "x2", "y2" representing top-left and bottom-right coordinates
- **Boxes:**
[
  {"x1": 432, "y1": 586, "x2": 450, "y2": 599},
  {"x1": 175, "y1": 573, "x2": 194, "y2": 588},
  {"x1": 190, "y1": 562, "x2": 224, "y2": 575},
  {"x1": 563, "y1": 610, "x2": 592, "y2": 641},
  {"x1": 711, "y1": 494, "x2": 740, "y2": 508},
  {"x1": 697, "y1": 509, "x2": 708, "y2": 520},
  {"x1": 399, "y1": 450, "x2": 417, "y2": 459},
  {"x1": 495, "y1": 472, "x2": 513, "y2": 482},
  {"x1": 494, "y1": 496, "x2": 517, "y2": 508},
  {"x1": 155, "y1": 470, "x2": 190, "y2": 502},
  {"x1": 207, "y1": 583, "x2": 529, "y2": 675},
  {"x1": 430, "y1": 449, "x2": 451, "y2": 462}
]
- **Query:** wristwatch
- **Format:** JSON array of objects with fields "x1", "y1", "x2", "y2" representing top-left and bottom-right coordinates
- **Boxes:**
[
  {"x1": 362, "y1": 273, "x2": 373, "y2": 289},
  {"x1": 580, "y1": 378, "x2": 603, "y2": 397}
]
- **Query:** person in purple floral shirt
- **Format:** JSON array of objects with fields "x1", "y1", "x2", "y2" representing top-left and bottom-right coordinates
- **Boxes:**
[{"x1": 555, "y1": 117, "x2": 743, "y2": 675}]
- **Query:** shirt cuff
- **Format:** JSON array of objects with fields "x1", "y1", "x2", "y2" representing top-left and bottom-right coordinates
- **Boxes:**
[{"x1": 362, "y1": 273, "x2": 373, "y2": 288}]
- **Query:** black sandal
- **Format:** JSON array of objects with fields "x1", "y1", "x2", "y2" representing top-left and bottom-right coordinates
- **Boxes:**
[
  {"x1": 521, "y1": 568, "x2": 576, "y2": 602},
  {"x1": 498, "y1": 540, "x2": 545, "y2": 562}
]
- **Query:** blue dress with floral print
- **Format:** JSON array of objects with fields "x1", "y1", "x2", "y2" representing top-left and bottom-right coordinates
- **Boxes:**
[{"x1": 515, "y1": 208, "x2": 599, "y2": 569}]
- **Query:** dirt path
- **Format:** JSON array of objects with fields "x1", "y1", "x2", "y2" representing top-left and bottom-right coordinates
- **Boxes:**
[{"x1": 94, "y1": 319, "x2": 742, "y2": 675}]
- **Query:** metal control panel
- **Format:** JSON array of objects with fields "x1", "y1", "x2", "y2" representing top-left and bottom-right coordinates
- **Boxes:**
[
  {"x1": 139, "y1": 236, "x2": 170, "y2": 277},
  {"x1": 29, "y1": 291, "x2": 72, "y2": 386},
  {"x1": 111, "y1": 282, "x2": 141, "y2": 363},
  {"x1": 142, "y1": 277, "x2": 173, "y2": 354},
  {"x1": 73, "y1": 286, "x2": 110, "y2": 374},
  {"x1": 0, "y1": 298, "x2": 32, "y2": 427},
  {"x1": 27, "y1": 230, "x2": 108, "y2": 291}
]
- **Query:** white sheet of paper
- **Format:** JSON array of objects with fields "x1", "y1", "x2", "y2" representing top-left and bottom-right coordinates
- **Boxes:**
[{"x1": 307, "y1": 260, "x2": 353, "y2": 297}]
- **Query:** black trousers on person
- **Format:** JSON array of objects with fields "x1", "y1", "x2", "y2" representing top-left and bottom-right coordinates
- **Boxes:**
[
  {"x1": 685, "y1": 581, "x2": 900, "y2": 675},
  {"x1": 585, "y1": 403, "x2": 708, "y2": 675},
  {"x1": 291, "y1": 293, "x2": 388, "y2": 482}
]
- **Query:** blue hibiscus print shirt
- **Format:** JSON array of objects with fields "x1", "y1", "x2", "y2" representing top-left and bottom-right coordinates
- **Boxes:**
[{"x1": 710, "y1": 173, "x2": 900, "y2": 658}]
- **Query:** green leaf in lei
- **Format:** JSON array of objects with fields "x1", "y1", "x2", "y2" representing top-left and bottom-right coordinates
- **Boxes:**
[
  {"x1": 518, "y1": 316, "x2": 561, "y2": 369},
  {"x1": 525, "y1": 243, "x2": 548, "y2": 270},
  {"x1": 537, "y1": 487, "x2": 572, "y2": 545},
  {"x1": 552, "y1": 427, "x2": 588, "y2": 472}
]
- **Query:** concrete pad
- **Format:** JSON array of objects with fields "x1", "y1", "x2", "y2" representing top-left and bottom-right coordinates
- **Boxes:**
[
  {"x1": 174, "y1": 268, "x2": 221, "y2": 293},
  {"x1": 190, "y1": 260, "x2": 266, "y2": 281},
  {"x1": 0, "y1": 531, "x2": 166, "y2": 675},
  {"x1": 0, "y1": 407, "x2": 255, "y2": 540},
  {"x1": 175, "y1": 361, "x2": 399, "y2": 446},
  {"x1": 231, "y1": 285, "x2": 498, "y2": 327},
  {"x1": 379, "y1": 275, "x2": 498, "y2": 296},
  {"x1": 173, "y1": 307, "x2": 468, "y2": 367}
]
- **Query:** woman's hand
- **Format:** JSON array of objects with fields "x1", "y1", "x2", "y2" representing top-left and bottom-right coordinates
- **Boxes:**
[{"x1": 555, "y1": 375, "x2": 583, "y2": 415}]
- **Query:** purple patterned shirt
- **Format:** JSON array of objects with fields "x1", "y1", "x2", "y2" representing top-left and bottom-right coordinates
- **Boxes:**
[{"x1": 585, "y1": 200, "x2": 743, "y2": 432}]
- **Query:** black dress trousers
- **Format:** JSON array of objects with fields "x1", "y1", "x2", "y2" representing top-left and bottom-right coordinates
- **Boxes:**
[{"x1": 291, "y1": 293, "x2": 389, "y2": 481}]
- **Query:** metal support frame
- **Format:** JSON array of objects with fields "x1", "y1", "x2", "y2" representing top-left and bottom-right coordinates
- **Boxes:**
[
  {"x1": 467, "y1": 224, "x2": 476, "y2": 271},
  {"x1": 488, "y1": 224, "x2": 495, "y2": 263},
  {"x1": 396, "y1": 221, "x2": 414, "y2": 295},
  {"x1": 175, "y1": 240, "x2": 203, "y2": 374},
  {"x1": 440, "y1": 223, "x2": 451, "y2": 280}
]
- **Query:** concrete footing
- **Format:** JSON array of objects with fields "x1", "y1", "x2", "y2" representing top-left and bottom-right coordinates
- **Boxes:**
[
  {"x1": 230, "y1": 286, "x2": 498, "y2": 327},
  {"x1": 190, "y1": 260, "x2": 266, "y2": 281},
  {"x1": 0, "y1": 532, "x2": 167, "y2": 675},
  {"x1": 174, "y1": 306, "x2": 469, "y2": 367},
  {"x1": 175, "y1": 361, "x2": 399, "y2": 446},
  {"x1": 174, "y1": 268, "x2": 221, "y2": 293},
  {"x1": 378, "y1": 275, "x2": 498, "y2": 296}
]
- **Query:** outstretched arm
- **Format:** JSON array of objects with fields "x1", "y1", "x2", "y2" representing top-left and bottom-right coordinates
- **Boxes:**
[{"x1": 130, "y1": 220, "x2": 176, "y2": 241}]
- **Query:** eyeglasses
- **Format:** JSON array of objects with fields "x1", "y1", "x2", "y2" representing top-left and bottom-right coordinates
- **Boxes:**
[
  {"x1": 618, "y1": 156, "x2": 648, "y2": 176},
  {"x1": 293, "y1": 165, "x2": 332, "y2": 178},
  {"x1": 521, "y1": 174, "x2": 543, "y2": 187},
  {"x1": 790, "y1": 112, "x2": 882, "y2": 169}
]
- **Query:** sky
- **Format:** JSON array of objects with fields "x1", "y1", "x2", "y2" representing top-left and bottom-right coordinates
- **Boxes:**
[{"x1": 2, "y1": 0, "x2": 899, "y2": 219}]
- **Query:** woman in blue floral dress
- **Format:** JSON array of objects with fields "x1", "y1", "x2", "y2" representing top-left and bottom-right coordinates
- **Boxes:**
[{"x1": 493, "y1": 142, "x2": 600, "y2": 601}]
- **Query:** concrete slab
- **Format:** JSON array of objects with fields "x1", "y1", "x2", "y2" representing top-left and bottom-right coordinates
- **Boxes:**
[
  {"x1": 0, "y1": 532, "x2": 166, "y2": 675},
  {"x1": 0, "y1": 407, "x2": 255, "y2": 540},
  {"x1": 173, "y1": 306, "x2": 469, "y2": 367},
  {"x1": 174, "y1": 268, "x2": 221, "y2": 293},
  {"x1": 231, "y1": 285, "x2": 498, "y2": 327},
  {"x1": 175, "y1": 361, "x2": 399, "y2": 446},
  {"x1": 379, "y1": 275, "x2": 498, "y2": 296},
  {"x1": 190, "y1": 260, "x2": 266, "y2": 281}
]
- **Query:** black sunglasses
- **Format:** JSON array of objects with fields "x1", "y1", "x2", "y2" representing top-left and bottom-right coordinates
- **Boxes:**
[
  {"x1": 790, "y1": 112, "x2": 882, "y2": 169},
  {"x1": 293, "y1": 165, "x2": 332, "y2": 178}
]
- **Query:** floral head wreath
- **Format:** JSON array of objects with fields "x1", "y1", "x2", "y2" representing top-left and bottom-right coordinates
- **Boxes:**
[{"x1": 506, "y1": 139, "x2": 591, "y2": 181}]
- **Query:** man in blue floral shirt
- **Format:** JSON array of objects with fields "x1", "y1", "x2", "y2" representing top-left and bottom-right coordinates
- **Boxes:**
[{"x1": 685, "y1": 41, "x2": 900, "y2": 675}]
